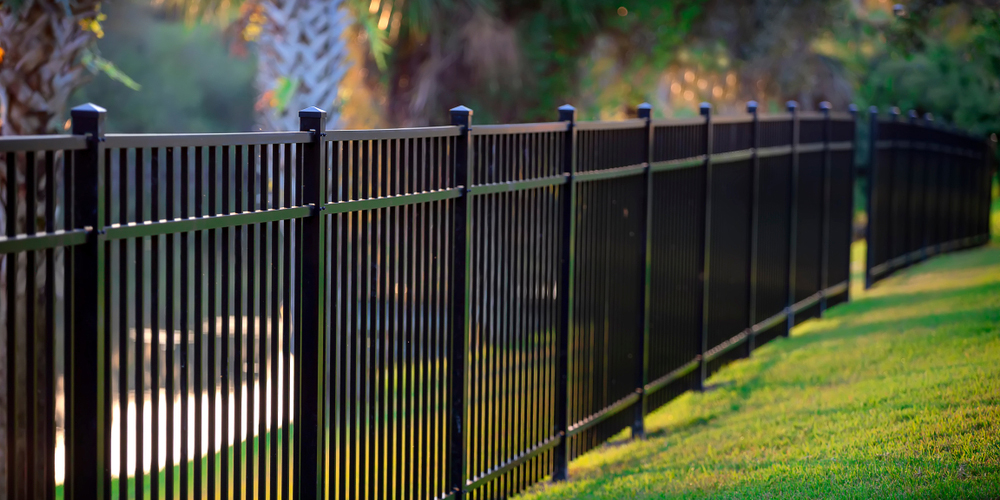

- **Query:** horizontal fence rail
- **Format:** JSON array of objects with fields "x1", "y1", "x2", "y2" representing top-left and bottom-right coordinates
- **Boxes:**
[
  {"x1": 864, "y1": 108, "x2": 995, "y2": 287},
  {"x1": 1, "y1": 98, "x2": 991, "y2": 500}
]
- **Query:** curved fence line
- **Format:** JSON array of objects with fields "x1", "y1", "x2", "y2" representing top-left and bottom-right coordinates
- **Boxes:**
[{"x1": 0, "y1": 101, "x2": 993, "y2": 500}]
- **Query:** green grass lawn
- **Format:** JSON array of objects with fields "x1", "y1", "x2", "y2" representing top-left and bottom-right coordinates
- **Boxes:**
[{"x1": 519, "y1": 240, "x2": 1000, "y2": 498}]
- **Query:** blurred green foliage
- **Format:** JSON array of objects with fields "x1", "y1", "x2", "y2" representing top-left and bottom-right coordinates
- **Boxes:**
[
  {"x1": 346, "y1": 0, "x2": 706, "y2": 125},
  {"x1": 70, "y1": 0, "x2": 257, "y2": 133},
  {"x1": 835, "y1": 2, "x2": 1000, "y2": 136},
  {"x1": 65, "y1": 0, "x2": 1000, "y2": 135}
]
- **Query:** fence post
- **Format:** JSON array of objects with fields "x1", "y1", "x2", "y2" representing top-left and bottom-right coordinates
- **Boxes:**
[
  {"x1": 633, "y1": 102, "x2": 654, "y2": 439},
  {"x1": 66, "y1": 103, "x2": 108, "y2": 500},
  {"x1": 865, "y1": 106, "x2": 878, "y2": 289},
  {"x1": 888, "y1": 107, "x2": 900, "y2": 265},
  {"x1": 297, "y1": 106, "x2": 327, "y2": 500},
  {"x1": 553, "y1": 104, "x2": 577, "y2": 481},
  {"x1": 746, "y1": 100, "x2": 760, "y2": 357},
  {"x1": 899, "y1": 109, "x2": 915, "y2": 266},
  {"x1": 907, "y1": 110, "x2": 920, "y2": 264},
  {"x1": 847, "y1": 103, "x2": 858, "y2": 302},
  {"x1": 989, "y1": 136, "x2": 998, "y2": 243},
  {"x1": 698, "y1": 102, "x2": 712, "y2": 390},
  {"x1": 448, "y1": 105, "x2": 473, "y2": 497},
  {"x1": 984, "y1": 133, "x2": 997, "y2": 245},
  {"x1": 819, "y1": 101, "x2": 832, "y2": 314},
  {"x1": 785, "y1": 100, "x2": 798, "y2": 334},
  {"x1": 922, "y1": 113, "x2": 934, "y2": 259}
]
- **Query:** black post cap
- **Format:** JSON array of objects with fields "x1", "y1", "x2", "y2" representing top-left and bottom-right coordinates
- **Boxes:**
[
  {"x1": 299, "y1": 106, "x2": 327, "y2": 119},
  {"x1": 450, "y1": 105, "x2": 473, "y2": 127},
  {"x1": 70, "y1": 103, "x2": 107, "y2": 137},
  {"x1": 637, "y1": 102, "x2": 652, "y2": 120},
  {"x1": 558, "y1": 104, "x2": 576, "y2": 122}
]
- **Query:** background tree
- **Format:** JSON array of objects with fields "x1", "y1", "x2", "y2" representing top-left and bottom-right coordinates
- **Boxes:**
[
  {"x1": 155, "y1": 0, "x2": 355, "y2": 130},
  {"x1": 817, "y1": 0, "x2": 1000, "y2": 135},
  {"x1": 0, "y1": 0, "x2": 108, "y2": 135}
]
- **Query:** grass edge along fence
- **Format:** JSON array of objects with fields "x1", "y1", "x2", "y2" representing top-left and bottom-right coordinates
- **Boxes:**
[{"x1": 0, "y1": 100, "x2": 991, "y2": 500}]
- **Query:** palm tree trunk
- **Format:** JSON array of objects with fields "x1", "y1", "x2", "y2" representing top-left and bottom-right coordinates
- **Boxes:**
[{"x1": 255, "y1": 0, "x2": 351, "y2": 131}]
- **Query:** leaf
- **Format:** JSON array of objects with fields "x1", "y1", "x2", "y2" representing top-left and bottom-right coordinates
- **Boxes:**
[
  {"x1": 271, "y1": 76, "x2": 299, "y2": 113},
  {"x1": 81, "y1": 49, "x2": 142, "y2": 91},
  {"x1": 355, "y1": 5, "x2": 390, "y2": 71}
]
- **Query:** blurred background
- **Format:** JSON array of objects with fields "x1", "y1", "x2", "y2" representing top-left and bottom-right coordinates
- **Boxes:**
[{"x1": 2, "y1": 0, "x2": 999, "y2": 135}]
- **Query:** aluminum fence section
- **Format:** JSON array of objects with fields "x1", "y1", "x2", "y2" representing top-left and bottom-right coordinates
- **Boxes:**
[
  {"x1": 463, "y1": 122, "x2": 565, "y2": 499},
  {"x1": 566, "y1": 122, "x2": 647, "y2": 462},
  {"x1": 645, "y1": 150, "x2": 705, "y2": 413},
  {"x1": 0, "y1": 100, "x2": 889, "y2": 500},
  {"x1": 793, "y1": 138, "x2": 826, "y2": 324},
  {"x1": 1, "y1": 134, "x2": 86, "y2": 500},
  {"x1": 323, "y1": 127, "x2": 460, "y2": 500},
  {"x1": 703, "y1": 156, "x2": 753, "y2": 371},
  {"x1": 865, "y1": 108, "x2": 993, "y2": 287},
  {"x1": 101, "y1": 129, "x2": 312, "y2": 500},
  {"x1": 825, "y1": 145, "x2": 855, "y2": 310}
]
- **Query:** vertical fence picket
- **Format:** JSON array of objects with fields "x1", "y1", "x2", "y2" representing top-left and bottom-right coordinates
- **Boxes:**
[{"x1": 847, "y1": 103, "x2": 858, "y2": 302}]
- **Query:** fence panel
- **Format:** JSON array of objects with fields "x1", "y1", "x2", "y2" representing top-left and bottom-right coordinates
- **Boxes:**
[
  {"x1": 865, "y1": 110, "x2": 992, "y2": 288},
  {"x1": 753, "y1": 154, "x2": 793, "y2": 344},
  {"x1": 100, "y1": 131, "x2": 311, "y2": 500},
  {"x1": 793, "y1": 144, "x2": 825, "y2": 324},
  {"x1": 464, "y1": 123, "x2": 564, "y2": 499},
  {"x1": 1, "y1": 135, "x2": 85, "y2": 500},
  {"x1": 704, "y1": 117, "x2": 755, "y2": 375},
  {"x1": 23, "y1": 99, "x2": 998, "y2": 500},
  {"x1": 825, "y1": 140, "x2": 855, "y2": 309},
  {"x1": 645, "y1": 119, "x2": 707, "y2": 414},
  {"x1": 323, "y1": 128, "x2": 459, "y2": 500},
  {"x1": 567, "y1": 122, "x2": 647, "y2": 462},
  {"x1": 704, "y1": 157, "x2": 752, "y2": 373}
]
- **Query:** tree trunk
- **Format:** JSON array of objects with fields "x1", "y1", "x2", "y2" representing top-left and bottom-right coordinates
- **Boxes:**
[{"x1": 256, "y1": 0, "x2": 351, "y2": 131}]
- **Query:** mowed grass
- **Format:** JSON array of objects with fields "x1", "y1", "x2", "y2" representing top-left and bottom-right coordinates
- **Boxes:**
[{"x1": 519, "y1": 223, "x2": 1000, "y2": 495}]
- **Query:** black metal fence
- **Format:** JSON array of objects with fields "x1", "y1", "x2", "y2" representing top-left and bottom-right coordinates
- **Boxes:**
[
  {"x1": 1, "y1": 97, "x2": 980, "y2": 500},
  {"x1": 864, "y1": 108, "x2": 995, "y2": 288}
]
